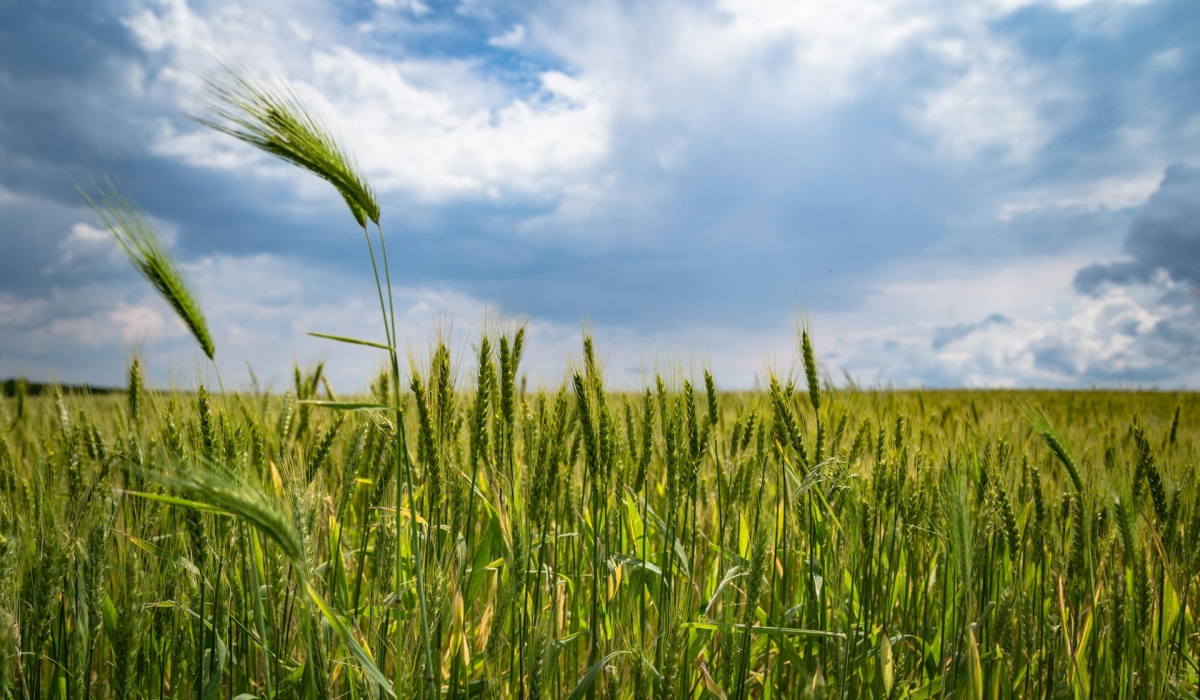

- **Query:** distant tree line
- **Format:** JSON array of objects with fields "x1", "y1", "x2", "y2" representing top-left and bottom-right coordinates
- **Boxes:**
[{"x1": 1, "y1": 378, "x2": 121, "y2": 397}]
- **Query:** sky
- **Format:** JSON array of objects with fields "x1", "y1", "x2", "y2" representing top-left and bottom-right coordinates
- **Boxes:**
[{"x1": 0, "y1": 0, "x2": 1198, "y2": 391}]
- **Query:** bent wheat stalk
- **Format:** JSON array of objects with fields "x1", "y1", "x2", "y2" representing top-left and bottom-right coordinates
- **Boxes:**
[
  {"x1": 81, "y1": 178, "x2": 216, "y2": 360},
  {"x1": 196, "y1": 62, "x2": 436, "y2": 698}
]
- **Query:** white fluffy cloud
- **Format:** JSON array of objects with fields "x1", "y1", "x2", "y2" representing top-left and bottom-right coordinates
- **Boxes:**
[
  {"x1": 119, "y1": 0, "x2": 1175, "y2": 222},
  {"x1": 487, "y1": 24, "x2": 525, "y2": 49},
  {"x1": 915, "y1": 38, "x2": 1063, "y2": 164},
  {"x1": 815, "y1": 251, "x2": 1200, "y2": 388},
  {"x1": 309, "y1": 49, "x2": 610, "y2": 200},
  {"x1": 112, "y1": 0, "x2": 990, "y2": 203},
  {"x1": 126, "y1": 0, "x2": 613, "y2": 203},
  {"x1": 58, "y1": 222, "x2": 110, "y2": 264}
]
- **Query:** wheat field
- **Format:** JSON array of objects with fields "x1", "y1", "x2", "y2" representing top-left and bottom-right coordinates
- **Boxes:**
[
  {"x1": 2, "y1": 358, "x2": 1198, "y2": 699},
  {"x1": 1, "y1": 64, "x2": 1198, "y2": 700}
]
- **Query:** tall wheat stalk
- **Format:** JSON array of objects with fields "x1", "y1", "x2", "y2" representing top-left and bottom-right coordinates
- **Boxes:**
[{"x1": 196, "y1": 62, "x2": 443, "y2": 699}]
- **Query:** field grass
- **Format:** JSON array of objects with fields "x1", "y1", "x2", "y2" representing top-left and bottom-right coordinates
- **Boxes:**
[
  {"x1": 2, "y1": 64, "x2": 1197, "y2": 699},
  {"x1": 0, "y1": 361, "x2": 1198, "y2": 699}
]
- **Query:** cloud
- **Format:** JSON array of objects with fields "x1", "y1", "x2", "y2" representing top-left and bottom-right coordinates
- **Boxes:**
[
  {"x1": 123, "y1": 0, "x2": 212, "y2": 54},
  {"x1": 307, "y1": 51, "x2": 611, "y2": 201},
  {"x1": 996, "y1": 171, "x2": 1162, "y2": 220},
  {"x1": 0, "y1": 244, "x2": 800, "y2": 390},
  {"x1": 58, "y1": 222, "x2": 111, "y2": 264},
  {"x1": 932, "y1": 314, "x2": 1014, "y2": 350},
  {"x1": 111, "y1": 302, "x2": 173, "y2": 343},
  {"x1": 487, "y1": 24, "x2": 524, "y2": 49},
  {"x1": 974, "y1": 286, "x2": 1197, "y2": 385},
  {"x1": 858, "y1": 161, "x2": 1200, "y2": 388},
  {"x1": 824, "y1": 277, "x2": 1200, "y2": 388},
  {"x1": 125, "y1": 2, "x2": 614, "y2": 203},
  {"x1": 1075, "y1": 163, "x2": 1200, "y2": 292},
  {"x1": 375, "y1": 0, "x2": 430, "y2": 15},
  {"x1": 3, "y1": 0, "x2": 1200, "y2": 389},
  {"x1": 915, "y1": 36, "x2": 1063, "y2": 163}
]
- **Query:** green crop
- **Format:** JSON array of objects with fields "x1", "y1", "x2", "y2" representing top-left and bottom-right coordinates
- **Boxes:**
[
  {"x1": 1, "y1": 66, "x2": 1198, "y2": 700},
  {"x1": 3, "y1": 362, "x2": 1198, "y2": 699}
]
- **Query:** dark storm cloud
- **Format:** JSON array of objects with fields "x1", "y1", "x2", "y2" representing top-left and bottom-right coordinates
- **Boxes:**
[{"x1": 1075, "y1": 164, "x2": 1200, "y2": 293}]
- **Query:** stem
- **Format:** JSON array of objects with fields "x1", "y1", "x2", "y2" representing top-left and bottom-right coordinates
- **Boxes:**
[{"x1": 370, "y1": 221, "x2": 437, "y2": 698}]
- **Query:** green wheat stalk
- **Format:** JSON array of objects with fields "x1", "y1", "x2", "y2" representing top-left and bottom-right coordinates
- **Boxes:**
[
  {"x1": 81, "y1": 178, "x2": 216, "y2": 360},
  {"x1": 193, "y1": 63, "x2": 379, "y2": 228},
  {"x1": 195, "y1": 62, "x2": 437, "y2": 698}
]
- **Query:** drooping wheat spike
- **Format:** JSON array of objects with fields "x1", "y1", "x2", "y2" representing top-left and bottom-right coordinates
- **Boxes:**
[
  {"x1": 81, "y1": 179, "x2": 215, "y2": 360},
  {"x1": 165, "y1": 464, "x2": 305, "y2": 566},
  {"x1": 1168, "y1": 405, "x2": 1180, "y2": 445},
  {"x1": 195, "y1": 64, "x2": 379, "y2": 227},
  {"x1": 1028, "y1": 410, "x2": 1084, "y2": 496}
]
